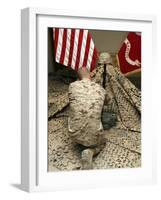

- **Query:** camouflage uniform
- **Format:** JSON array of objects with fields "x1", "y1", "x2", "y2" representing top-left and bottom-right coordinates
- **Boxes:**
[{"x1": 68, "y1": 78, "x2": 106, "y2": 147}]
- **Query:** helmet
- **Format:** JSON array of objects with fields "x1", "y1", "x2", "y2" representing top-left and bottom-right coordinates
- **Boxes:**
[{"x1": 98, "y1": 52, "x2": 112, "y2": 64}]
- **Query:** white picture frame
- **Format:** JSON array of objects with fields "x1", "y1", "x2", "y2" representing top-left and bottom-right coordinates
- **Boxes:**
[{"x1": 21, "y1": 7, "x2": 157, "y2": 192}]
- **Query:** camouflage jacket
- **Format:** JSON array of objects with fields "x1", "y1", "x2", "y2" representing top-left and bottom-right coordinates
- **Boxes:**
[{"x1": 68, "y1": 78, "x2": 106, "y2": 147}]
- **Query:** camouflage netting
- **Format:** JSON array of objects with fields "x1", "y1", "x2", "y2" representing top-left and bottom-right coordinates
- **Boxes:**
[
  {"x1": 48, "y1": 61, "x2": 141, "y2": 171},
  {"x1": 91, "y1": 64, "x2": 141, "y2": 132}
]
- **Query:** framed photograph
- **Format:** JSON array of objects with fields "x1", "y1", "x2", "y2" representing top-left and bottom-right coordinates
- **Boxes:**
[{"x1": 21, "y1": 7, "x2": 156, "y2": 192}]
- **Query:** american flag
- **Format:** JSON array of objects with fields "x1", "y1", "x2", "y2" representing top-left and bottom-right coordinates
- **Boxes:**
[{"x1": 53, "y1": 28, "x2": 98, "y2": 72}]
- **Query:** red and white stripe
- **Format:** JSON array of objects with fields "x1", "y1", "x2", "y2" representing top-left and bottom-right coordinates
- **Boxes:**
[{"x1": 53, "y1": 28, "x2": 98, "y2": 71}]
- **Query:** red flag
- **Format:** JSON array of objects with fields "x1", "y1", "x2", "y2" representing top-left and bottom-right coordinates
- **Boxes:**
[
  {"x1": 117, "y1": 32, "x2": 141, "y2": 75},
  {"x1": 53, "y1": 28, "x2": 98, "y2": 72}
]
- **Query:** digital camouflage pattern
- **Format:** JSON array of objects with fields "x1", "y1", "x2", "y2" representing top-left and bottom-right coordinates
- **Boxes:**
[
  {"x1": 91, "y1": 63, "x2": 141, "y2": 132},
  {"x1": 48, "y1": 53, "x2": 141, "y2": 171},
  {"x1": 68, "y1": 79, "x2": 106, "y2": 147}
]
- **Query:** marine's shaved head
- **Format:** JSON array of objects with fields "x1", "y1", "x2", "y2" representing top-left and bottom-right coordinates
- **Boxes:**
[{"x1": 77, "y1": 67, "x2": 91, "y2": 80}]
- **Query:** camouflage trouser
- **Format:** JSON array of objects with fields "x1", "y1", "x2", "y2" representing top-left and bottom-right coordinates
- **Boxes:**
[{"x1": 71, "y1": 130, "x2": 106, "y2": 156}]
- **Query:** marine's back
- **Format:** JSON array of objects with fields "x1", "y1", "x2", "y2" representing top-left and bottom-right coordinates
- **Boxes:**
[{"x1": 68, "y1": 78, "x2": 106, "y2": 147}]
